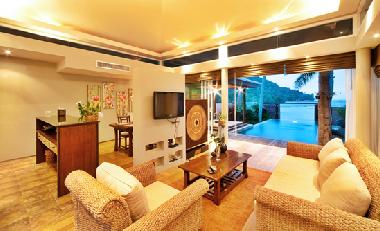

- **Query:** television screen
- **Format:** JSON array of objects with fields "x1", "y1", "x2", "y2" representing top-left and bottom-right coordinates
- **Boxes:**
[{"x1": 153, "y1": 92, "x2": 184, "y2": 119}]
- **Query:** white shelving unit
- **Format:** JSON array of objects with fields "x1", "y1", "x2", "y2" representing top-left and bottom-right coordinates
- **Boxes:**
[{"x1": 144, "y1": 136, "x2": 185, "y2": 172}]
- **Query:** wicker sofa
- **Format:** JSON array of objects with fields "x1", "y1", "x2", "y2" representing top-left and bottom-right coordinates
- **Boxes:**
[
  {"x1": 244, "y1": 139, "x2": 380, "y2": 231},
  {"x1": 65, "y1": 161, "x2": 209, "y2": 231}
]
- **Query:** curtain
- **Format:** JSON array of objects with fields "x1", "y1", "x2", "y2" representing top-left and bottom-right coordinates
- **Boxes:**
[
  {"x1": 370, "y1": 68, "x2": 380, "y2": 156},
  {"x1": 345, "y1": 69, "x2": 356, "y2": 140}
]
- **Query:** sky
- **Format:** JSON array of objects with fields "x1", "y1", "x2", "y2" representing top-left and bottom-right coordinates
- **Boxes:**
[{"x1": 265, "y1": 69, "x2": 347, "y2": 100}]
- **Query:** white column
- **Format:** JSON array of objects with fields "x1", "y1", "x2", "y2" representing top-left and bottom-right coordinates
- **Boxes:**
[
  {"x1": 221, "y1": 68, "x2": 229, "y2": 140},
  {"x1": 354, "y1": 48, "x2": 371, "y2": 147}
]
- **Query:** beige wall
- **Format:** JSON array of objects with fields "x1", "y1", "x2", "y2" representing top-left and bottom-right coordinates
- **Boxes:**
[
  {"x1": 0, "y1": 56, "x2": 130, "y2": 162},
  {"x1": 132, "y1": 65, "x2": 185, "y2": 172}
]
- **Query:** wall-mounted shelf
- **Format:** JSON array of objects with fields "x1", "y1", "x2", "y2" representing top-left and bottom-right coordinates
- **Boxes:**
[
  {"x1": 169, "y1": 150, "x2": 183, "y2": 163},
  {"x1": 175, "y1": 137, "x2": 183, "y2": 145},
  {"x1": 145, "y1": 141, "x2": 164, "y2": 151},
  {"x1": 142, "y1": 137, "x2": 185, "y2": 172},
  {"x1": 153, "y1": 156, "x2": 165, "y2": 167}
]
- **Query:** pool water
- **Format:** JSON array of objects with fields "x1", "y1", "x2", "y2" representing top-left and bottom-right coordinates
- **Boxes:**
[{"x1": 238, "y1": 119, "x2": 318, "y2": 144}]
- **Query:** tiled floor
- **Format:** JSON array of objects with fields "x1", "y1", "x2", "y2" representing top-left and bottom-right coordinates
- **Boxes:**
[{"x1": 0, "y1": 138, "x2": 286, "y2": 230}]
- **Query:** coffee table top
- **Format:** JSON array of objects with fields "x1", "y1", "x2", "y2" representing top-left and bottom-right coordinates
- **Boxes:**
[{"x1": 178, "y1": 150, "x2": 251, "y2": 181}]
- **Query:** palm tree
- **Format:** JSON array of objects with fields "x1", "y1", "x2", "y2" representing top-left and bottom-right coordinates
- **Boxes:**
[{"x1": 294, "y1": 71, "x2": 334, "y2": 145}]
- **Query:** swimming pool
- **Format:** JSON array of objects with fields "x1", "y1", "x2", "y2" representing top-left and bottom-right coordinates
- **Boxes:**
[{"x1": 238, "y1": 119, "x2": 318, "y2": 144}]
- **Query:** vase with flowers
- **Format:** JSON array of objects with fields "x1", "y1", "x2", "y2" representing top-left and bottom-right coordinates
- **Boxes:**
[
  {"x1": 210, "y1": 133, "x2": 226, "y2": 161},
  {"x1": 77, "y1": 96, "x2": 101, "y2": 121}
]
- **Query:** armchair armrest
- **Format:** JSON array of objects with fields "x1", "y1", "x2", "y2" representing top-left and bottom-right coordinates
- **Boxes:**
[
  {"x1": 125, "y1": 179, "x2": 209, "y2": 231},
  {"x1": 254, "y1": 186, "x2": 380, "y2": 231},
  {"x1": 65, "y1": 170, "x2": 132, "y2": 229},
  {"x1": 126, "y1": 161, "x2": 157, "y2": 186},
  {"x1": 287, "y1": 141, "x2": 322, "y2": 160}
]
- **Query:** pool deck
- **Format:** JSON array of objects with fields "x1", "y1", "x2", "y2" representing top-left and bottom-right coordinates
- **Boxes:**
[{"x1": 229, "y1": 132, "x2": 288, "y2": 148}]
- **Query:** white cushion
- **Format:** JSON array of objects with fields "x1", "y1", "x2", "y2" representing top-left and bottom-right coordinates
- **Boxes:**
[
  {"x1": 144, "y1": 181, "x2": 180, "y2": 211},
  {"x1": 318, "y1": 162, "x2": 371, "y2": 216},
  {"x1": 318, "y1": 138, "x2": 346, "y2": 162},
  {"x1": 96, "y1": 162, "x2": 149, "y2": 221},
  {"x1": 265, "y1": 155, "x2": 320, "y2": 202},
  {"x1": 317, "y1": 148, "x2": 351, "y2": 188}
]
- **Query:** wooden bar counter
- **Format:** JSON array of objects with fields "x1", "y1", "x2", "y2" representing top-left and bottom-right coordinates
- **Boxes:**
[{"x1": 36, "y1": 116, "x2": 99, "y2": 197}]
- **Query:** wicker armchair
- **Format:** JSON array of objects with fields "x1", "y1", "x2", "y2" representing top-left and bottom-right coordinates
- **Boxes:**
[
  {"x1": 65, "y1": 161, "x2": 209, "y2": 231},
  {"x1": 250, "y1": 139, "x2": 380, "y2": 231}
]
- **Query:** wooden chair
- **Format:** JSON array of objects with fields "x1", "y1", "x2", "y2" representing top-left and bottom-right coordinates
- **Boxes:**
[{"x1": 117, "y1": 115, "x2": 131, "y2": 152}]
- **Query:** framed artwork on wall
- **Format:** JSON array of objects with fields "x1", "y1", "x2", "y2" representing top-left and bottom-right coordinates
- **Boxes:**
[
  {"x1": 103, "y1": 83, "x2": 115, "y2": 109},
  {"x1": 87, "y1": 84, "x2": 102, "y2": 109},
  {"x1": 116, "y1": 91, "x2": 128, "y2": 116},
  {"x1": 128, "y1": 88, "x2": 133, "y2": 112}
]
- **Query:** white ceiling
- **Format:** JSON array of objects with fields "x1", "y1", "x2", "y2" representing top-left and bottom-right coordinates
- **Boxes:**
[{"x1": 0, "y1": 0, "x2": 361, "y2": 55}]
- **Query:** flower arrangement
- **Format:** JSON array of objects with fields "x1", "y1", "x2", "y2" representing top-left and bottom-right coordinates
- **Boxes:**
[
  {"x1": 218, "y1": 113, "x2": 227, "y2": 128},
  {"x1": 77, "y1": 97, "x2": 101, "y2": 121},
  {"x1": 210, "y1": 133, "x2": 225, "y2": 146}
]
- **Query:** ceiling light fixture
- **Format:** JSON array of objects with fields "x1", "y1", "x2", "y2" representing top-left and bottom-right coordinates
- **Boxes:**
[
  {"x1": 374, "y1": 33, "x2": 380, "y2": 38},
  {"x1": 4, "y1": 49, "x2": 12, "y2": 56},
  {"x1": 172, "y1": 39, "x2": 190, "y2": 48},
  {"x1": 305, "y1": 55, "x2": 310, "y2": 59},
  {"x1": 33, "y1": 14, "x2": 62, "y2": 26},
  {"x1": 212, "y1": 24, "x2": 229, "y2": 39}
]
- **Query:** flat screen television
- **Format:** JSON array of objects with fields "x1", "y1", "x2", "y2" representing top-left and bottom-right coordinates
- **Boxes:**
[{"x1": 153, "y1": 92, "x2": 184, "y2": 119}]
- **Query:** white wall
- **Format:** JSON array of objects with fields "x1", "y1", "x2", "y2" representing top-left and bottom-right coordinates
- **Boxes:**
[
  {"x1": 0, "y1": 56, "x2": 130, "y2": 162},
  {"x1": 132, "y1": 64, "x2": 185, "y2": 171}
]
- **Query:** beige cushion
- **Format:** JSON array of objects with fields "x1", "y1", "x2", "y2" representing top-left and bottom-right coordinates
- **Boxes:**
[
  {"x1": 318, "y1": 138, "x2": 346, "y2": 162},
  {"x1": 317, "y1": 148, "x2": 351, "y2": 188},
  {"x1": 318, "y1": 162, "x2": 371, "y2": 216},
  {"x1": 144, "y1": 181, "x2": 180, "y2": 211},
  {"x1": 265, "y1": 155, "x2": 320, "y2": 202},
  {"x1": 96, "y1": 162, "x2": 149, "y2": 221}
]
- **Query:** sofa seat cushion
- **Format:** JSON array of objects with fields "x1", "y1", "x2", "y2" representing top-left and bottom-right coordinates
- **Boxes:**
[
  {"x1": 144, "y1": 181, "x2": 180, "y2": 211},
  {"x1": 264, "y1": 155, "x2": 320, "y2": 202},
  {"x1": 96, "y1": 162, "x2": 149, "y2": 221}
]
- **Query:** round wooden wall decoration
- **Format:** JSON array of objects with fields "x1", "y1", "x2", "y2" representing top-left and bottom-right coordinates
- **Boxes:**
[{"x1": 186, "y1": 105, "x2": 207, "y2": 142}]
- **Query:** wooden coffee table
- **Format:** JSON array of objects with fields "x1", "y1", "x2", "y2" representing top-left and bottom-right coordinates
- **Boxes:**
[{"x1": 178, "y1": 150, "x2": 251, "y2": 205}]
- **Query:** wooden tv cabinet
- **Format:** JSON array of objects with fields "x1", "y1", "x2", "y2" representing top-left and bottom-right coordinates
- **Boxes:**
[{"x1": 36, "y1": 116, "x2": 99, "y2": 197}]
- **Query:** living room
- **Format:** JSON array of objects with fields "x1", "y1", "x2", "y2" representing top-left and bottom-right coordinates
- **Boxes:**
[{"x1": 1, "y1": 0, "x2": 380, "y2": 230}]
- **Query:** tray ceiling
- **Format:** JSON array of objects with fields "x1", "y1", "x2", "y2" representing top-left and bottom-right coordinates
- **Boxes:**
[{"x1": 0, "y1": 0, "x2": 360, "y2": 54}]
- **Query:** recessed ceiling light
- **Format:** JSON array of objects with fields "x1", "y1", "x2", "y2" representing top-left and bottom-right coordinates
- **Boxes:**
[
  {"x1": 4, "y1": 49, "x2": 11, "y2": 55},
  {"x1": 305, "y1": 55, "x2": 310, "y2": 59},
  {"x1": 374, "y1": 33, "x2": 380, "y2": 38},
  {"x1": 339, "y1": 31, "x2": 344, "y2": 34},
  {"x1": 171, "y1": 39, "x2": 190, "y2": 48},
  {"x1": 33, "y1": 14, "x2": 62, "y2": 26},
  {"x1": 212, "y1": 24, "x2": 229, "y2": 39}
]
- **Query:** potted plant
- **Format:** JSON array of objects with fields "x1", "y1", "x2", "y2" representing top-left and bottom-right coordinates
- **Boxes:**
[{"x1": 77, "y1": 97, "x2": 101, "y2": 121}]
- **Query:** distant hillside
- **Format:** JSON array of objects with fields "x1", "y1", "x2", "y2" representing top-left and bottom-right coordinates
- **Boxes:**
[{"x1": 227, "y1": 77, "x2": 315, "y2": 105}]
